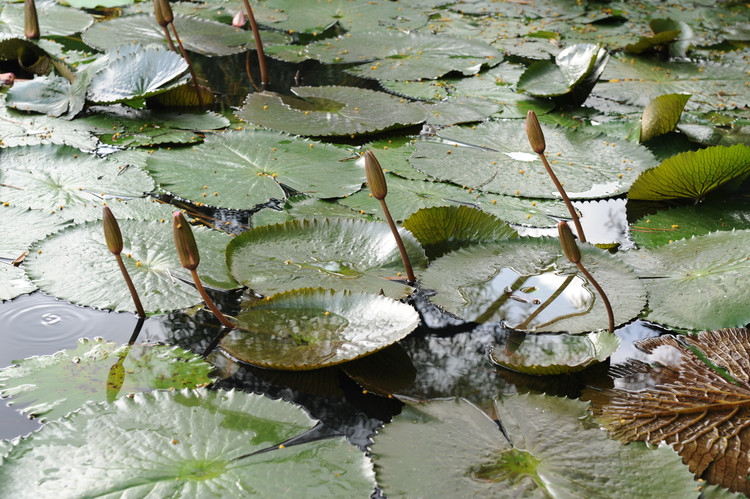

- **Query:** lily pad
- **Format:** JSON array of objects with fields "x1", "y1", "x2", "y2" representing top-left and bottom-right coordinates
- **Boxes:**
[
  {"x1": 410, "y1": 120, "x2": 656, "y2": 199},
  {"x1": 61, "y1": 196, "x2": 176, "y2": 224},
  {"x1": 403, "y1": 205, "x2": 517, "y2": 260},
  {"x1": 24, "y1": 219, "x2": 239, "y2": 314},
  {"x1": 252, "y1": 196, "x2": 363, "y2": 228},
  {"x1": 421, "y1": 237, "x2": 646, "y2": 333},
  {"x1": 6, "y1": 74, "x2": 86, "y2": 119},
  {"x1": 0, "y1": 3, "x2": 93, "y2": 38},
  {"x1": 226, "y1": 218, "x2": 427, "y2": 299},
  {"x1": 238, "y1": 86, "x2": 426, "y2": 137},
  {"x1": 0, "y1": 388, "x2": 376, "y2": 496},
  {"x1": 621, "y1": 230, "x2": 750, "y2": 330},
  {"x1": 0, "y1": 338, "x2": 213, "y2": 421},
  {"x1": 628, "y1": 144, "x2": 750, "y2": 201},
  {"x1": 423, "y1": 97, "x2": 502, "y2": 126},
  {"x1": 0, "y1": 104, "x2": 98, "y2": 150},
  {"x1": 371, "y1": 394, "x2": 697, "y2": 498},
  {"x1": 490, "y1": 330, "x2": 620, "y2": 375},
  {"x1": 0, "y1": 264, "x2": 35, "y2": 301},
  {"x1": 221, "y1": 288, "x2": 420, "y2": 370},
  {"x1": 0, "y1": 205, "x2": 68, "y2": 260},
  {"x1": 0, "y1": 144, "x2": 153, "y2": 210},
  {"x1": 146, "y1": 129, "x2": 363, "y2": 209},
  {"x1": 640, "y1": 93, "x2": 690, "y2": 142},
  {"x1": 517, "y1": 43, "x2": 606, "y2": 98}
]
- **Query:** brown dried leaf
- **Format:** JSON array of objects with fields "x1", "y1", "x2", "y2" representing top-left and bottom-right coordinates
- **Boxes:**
[{"x1": 586, "y1": 328, "x2": 750, "y2": 494}]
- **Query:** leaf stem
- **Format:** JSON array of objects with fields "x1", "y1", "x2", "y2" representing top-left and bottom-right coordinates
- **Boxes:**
[
  {"x1": 162, "y1": 26, "x2": 177, "y2": 52},
  {"x1": 538, "y1": 152, "x2": 586, "y2": 242},
  {"x1": 114, "y1": 253, "x2": 146, "y2": 319},
  {"x1": 169, "y1": 22, "x2": 205, "y2": 110},
  {"x1": 189, "y1": 268, "x2": 235, "y2": 329},
  {"x1": 241, "y1": 0, "x2": 268, "y2": 89},
  {"x1": 575, "y1": 262, "x2": 614, "y2": 333},
  {"x1": 378, "y1": 199, "x2": 416, "y2": 284}
]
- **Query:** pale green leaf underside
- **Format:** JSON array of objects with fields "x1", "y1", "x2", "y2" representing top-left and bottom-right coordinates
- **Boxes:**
[
  {"x1": 640, "y1": 93, "x2": 690, "y2": 142},
  {"x1": 0, "y1": 264, "x2": 35, "y2": 301},
  {"x1": 517, "y1": 43, "x2": 601, "y2": 97}
]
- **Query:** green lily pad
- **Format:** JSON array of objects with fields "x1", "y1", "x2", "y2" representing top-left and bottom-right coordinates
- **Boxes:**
[
  {"x1": 0, "y1": 103, "x2": 98, "y2": 150},
  {"x1": 517, "y1": 43, "x2": 606, "y2": 98},
  {"x1": 226, "y1": 218, "x2": 427, "y2": 299},
  {"x1": 0, "y1": 3, "x2": 93, "y2": 38},
  {"x1": 640, "y1": 93, "x2": 691, "y2": 142},
  {"x1": 421, "y1": 237, "x2": 646, "y2": 333},
  {"x1": 0, "y1": 338, "x2": 213, "y2": 421},
  {"x1": 146, "y1": 130, "x2": 363, "y2": 209},
  {"x1": 0, "y1": 205, "x2": 68, "y2": 260},
  {"x1": 490, "y1": 330, "x2": 620, "y2": 375},
  {"x1": 221, "y1": 288, "x2": 419, "y2": 370},
  {"x1": 63, "y1": 0, "x2": 134, "y2": 8},
  {"x1": 625, "y1": 30, "x2": 681, "y2": 54},
  {"x1": 60, "y1": 196, "x2": 196, "y2": 225},
  {"x1": 628, "y1": 144, "x2": 750, "y2": 201},
  {"x1": 253, "y1": 196, "x2": 363, "y2": 228},
  {"x1": 630, "y1": 197, "x2": 750, "y2": 248},
  {"x1": 359, "y1": 136, "x2": 428, "y2": 180},
  {"x1": 0, "y1": 388, "x2": 376, "y2": 496},
  {"x1": 622, "y1": 230, "x2": 750, "y2": 330},
  {"x1": 238, "y1": 86, "x2": 426, "y2": 137},
  {"x1": 6, "y1": 74, "x2": 86, "y2": 119},
  {"x1": 403, "y1": 205, "x2": 517, "y2": 260},
  {"x1": 0, "y1": 144, "x2": 153, "y2": 210},
  {"x1": 371, "y1": 394, "x2": 697, "y2": 498},
  {"x1": 423, "y1": 97, "x2": 502, "y2": 126},
  {"x1": 410, "y1": 120, "x2": 656, "y2": 199},
  {"x1": 0, "y1": 264, "x2": 35, "y2": 301},
  {"x1": 24, "y1": 219, "x2": 239, "y2": 314}
]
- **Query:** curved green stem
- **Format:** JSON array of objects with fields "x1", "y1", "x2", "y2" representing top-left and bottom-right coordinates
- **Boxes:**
[
  {"x1": 189, "y1": 268, "x2": 235, "y2": 329},
  {"x1": 575, "y1": 262, "x2": 614, "y2": 333},
  {"x1": 114, "y1": 253, "x2": 146, "y2": 319},
  {"x1": 538, "y1": 153, "x2": 586, "y2": 242},
  {"x1": 379, "y1": 199, "x2": 416, "y2": 284}
]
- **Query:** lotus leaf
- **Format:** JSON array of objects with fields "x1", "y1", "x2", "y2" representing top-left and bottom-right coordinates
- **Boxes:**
[
  {"x1": 421, "y1": 237, "x2": 646, "y2": 333},
  {"x1": 0, "y1": 264, "x2": 35, "y2": 301},
  {"x1": 221, "y1": 288, "x2": 419, "y2": 370},
  {"x1": 226, "y1": 218, "x2": 427, "y2": 298},
  {"x1": 0, "y1": 3, "x2": 93, "y2": 38},
  {"x1": 371, "y1": 394, "x2": 696, "y2": 498},
  {"x1": 0, "y1": 389, "x2": 376, "y2": 497},
  {"x1": 146, "y1": 129, "x2": 363, "y2": 209},
  {"x1": 517, "y1": 43, "x2": 606, "y2": 98},
  {"x1": 0, "y1": 338, "x2": 213, "y2": 421},
  {"x1": 640, "y1": 93, "x2": 691, "y2": 142},
  {"x1": 253, "y1": 197, "x2": 363, "y2": 228},
  {"x1": 423, "y1": 97, "x2": 501, "y2": 126},
  {"x1": 0, "y1": 205, "x2": 67, "y2": 260},
  {"x1": 60, "y1": 195, "x2": 177, "y2": 224},
  {"x1": 25, "y1": 219, "x2": 239, "y2": 314},
  {"x1": 6, "y1": 75, "x2": 85, "y2": 119}
]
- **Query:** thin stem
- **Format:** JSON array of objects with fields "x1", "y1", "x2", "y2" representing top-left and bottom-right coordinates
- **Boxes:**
[
  {"x1": 245, "y1": 50, "x2": 260, "y2": 92},
  {"x1": 169, "y1": 22, "x2": 205, "y2": 110},
  {"x1": 189, "y1": 268, "x2": 235, "y2": 329},
  {"x1": 378, "y1": 199, "x2": 416, "y2": 284},
  {"x1": 114, "y1": 253, "x2": 146, "y2": 319},
  {"x1": 575, "y1": 262, "x2": 614, "y2": 333},
  {"x1": 538, "y1": 153, "x2": 586, "y2": 242},
  {"x1": 241, "y1": 0, "x2": 268, "y2": 89},
  {"x1": 162, "y1": 25, "x2": 176, "y2": 52}
]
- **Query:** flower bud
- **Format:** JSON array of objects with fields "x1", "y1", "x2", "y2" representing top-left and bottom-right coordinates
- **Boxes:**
[
  {"x1": 156, "y1": 0, "x2": 174, "y2": 25},
  {"x1": 24, "y1": 0, "x2": 40, "y2": 40},
  {"x1": 526, "y1": 110, "x2": 546, "y2": 155},
  {"x1": 557, "y1": 221, "x2": 581, "y2": 264},
  {"x1": 232, "y1": 10, "x2": 247, "y2": 28},
  {"x1": 153, "y1": 0, "x2": 168, "y2": 27},
  {"x1": 173, "y1": 211, "x2": 200, "y2": 270},
  {"x1": 364, "y1": 150, "x2": 387, "y2": 200},
  {"x1": 102, "y1": 206, "x2": 123, "y2": 255}
]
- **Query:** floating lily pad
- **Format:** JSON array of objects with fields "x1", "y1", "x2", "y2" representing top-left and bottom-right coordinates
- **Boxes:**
[
  {"x1": 410, "y1": 120, "x2": 656, "y2": 199},
  {"x1": 622, "y1": 230, "x2": 750, "y2": 330},
  {"x1": 490, "y1": 330, "x2": 620, "y2": 375},
  {"x1": 517, "y1": 43, "x2": 606, "y2": 98},
  {"x1": 226, "y1": 218, "x2": 427, "y2": 299},
  {"x1": 421, "y1": 237, "x2": 646, "y2": 333},
  {"x1": 628, "y1": 144, "x2": 750, "y2": 201},
  {"x1": 0, "y1": 144, "x2": 153, "y2": 210},
  {"x1": 403, "y1": 205, "x2": 517, "y2": 260},
  {"x1": 146, "y1": 129, "x2": 363, "y2": 209},
  {"x1": 0, "y1": 205, "x2": 68, "y2": 260},
  {"x1": 253, "y1": 196, "x2": 362, "y2": 227},
  {"x1": 371, "y1": 394, "x2": 696, "y2": 498},
  {"x1": 640, "y1": 93, "x2": 690, "y2": 142},
  {"x1": 423, "y1": 97, "x2": 501, "y2": 126},
  {"x1": 6, "y1": 74, "x2": 86, "y2": 119},
  {"x1": 61, "y1": 196, "x2": 177, "y2": 224},
  {"x1": 0, "y1": 264, "x2": 35, "y2": 301},
  {"x1": 221, "y1": 288, "x2": 419, "y2": 370},
  {"x1": 0, "y1": 3, "x2": 93, "y2": 38},
  {"x1": 25, "y1": 219, "x2": 238, "y2": 314},
  {"x1": 359, "y1": 136, "x2": 427, "y2": 180},
  {"x1": 0, "y1": 388, "x2": 376, "y2": 496},
  {"x1": 238, "y1": 86, "x2": 425, "y2": 137},
  {"x1": 0, "y1": 338, "x2": 213, "y2": 421}
]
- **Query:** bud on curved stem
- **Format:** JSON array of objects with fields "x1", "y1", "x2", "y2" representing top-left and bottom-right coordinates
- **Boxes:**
[
  {"x1": 526, "y1": 110, "x2": 586, "y2": 243},
  {"x1": 157, "y1": 0, "x2": 204, "y2": 109},
  {"x1": 172, "y1": 212, "x2": 234, "y2": 329},
  {"x1": 102, "y1": 207, "x2": 146, "y2": 319},
  {"x1": 153, "y1": 0, "x2": 177, "y2": 51},
  {"x1": 156, "y1": 0, "x2": 173, "y2": 24},
  {"x1": 232, "y1": 10, "x2": 247, "y2": 28},
  {"x1": 24, "y1": 0, "x2": 40, "y2": 40}
]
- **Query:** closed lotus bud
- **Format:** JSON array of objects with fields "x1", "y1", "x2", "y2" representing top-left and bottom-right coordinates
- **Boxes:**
[
  {"x1": 526, "y1": 110, "x2": 546, "y2": 155},
  {"x1": 24, "y1": 0, "x2": 40, "y2": 40},
  {"x1": 364, "y1": 150, "x2": 387, "y2": 200},
  {"x1": 157, "y1": 0, "x2": 174, "y2": 25},
  {"x1": 232, "y1": 10, "x2": 246, "y2": 28},
  {"x1": 557, "y1": 221, "x2": 581, "y2": 264},
  {"x1": 102, "y1": 207, "x2": 123, "y2": 255},
  {"x1": 173, "y1": 211, "x2": 200, "y2": 270},
  {"x1": 153, "y1": 0, "x2": 168, "y2": 27}
]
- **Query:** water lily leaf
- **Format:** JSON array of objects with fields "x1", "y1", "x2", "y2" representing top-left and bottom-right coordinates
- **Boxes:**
[
  {"x1": 517, "y1": 43, "x2": 604, "y2": 97},
  {"x1": 238, "y1": 86, "x2": 426, "y2": 137},
  {"x1": 253, "y1": 196, "x2": 362, "y2": 228},
  {"x1": 360, "y1": 136, "x2": 427, "y2": 180},
  {"x1": 0, "y1": 264, "x2": 35, "y2": 301},
  {"x1": 0, "y1": 388, "x2": 376, "y2": 496},
  {"x1": 628, "y1": 144, "x2": 750, "y2": 201},
  {"x1": 0, "y1": 205, "x2": 68, "y2": 260},
  {"x1": 625, "y1": 29, "x2": 681, "y2": 54},
  {"x1": 146, "y1": 129, "x2": 363, "y2": 209},
  {"x1": 403, "y1": 205, "x2": 517, "y2": 260},
  {"x1": 630, "y1": 197, "x2": 750, "y2": 248},
  {"x1": 423, "y1": 97, "x2": 501, "y2": 126},
  {"x1": 82, "y1": 14, "x2": 289, "y2": 57},
  {"x1": 0, "y1": 338, "x2": 213, "y2": 421},
  {"x1": 421, "y1": 237, "x2": 646, "y2": 333},
  {"x1": 221, "y1": 288, "x2": 419, "y2": 370},
  {"x1": 61, "y1": 195, "x2": 176, "y2": 224},
  {"x1": 0, "y1": 3, "x2": 93, "y2": 38},
  {"x1": 640, "y1": 93, "x2": 690, "y2": 142},
  {"x1": 371, "y1": 394, "x2": 696, "y2": 498},
  {"x1": 410, "y1": 120, "x2": 656, "y2": 199},
  {"x1": 226, "y1": 218, "x2": 427, "y2": 299},
  {"x1": 490, "y1": 330, "x2": 620, "y2": 375},
  {"x1": 63, "y1": 0, "x2": 133, "y2": 8},
  {"x1": 5, "y1": 75, "x2": 83, "y2": 119},
  {"x1": 587, "y1": 328, "x2": 750, "y2": 494},
  {"x1": 0, "y1": 144, "x2": 153, "y2": 210},
  {"x1": 24, "y1": 219, "x2": 239, "y2": 314},
  {"x1": 621, "y1": 230, "x2": 750, "y2": 330}
]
